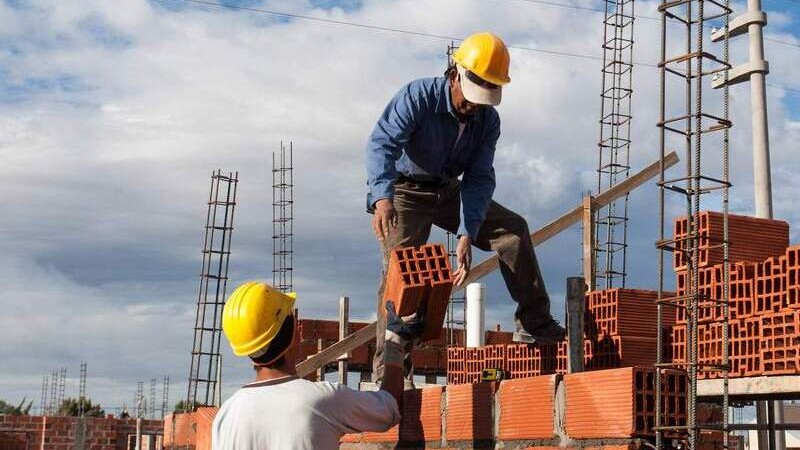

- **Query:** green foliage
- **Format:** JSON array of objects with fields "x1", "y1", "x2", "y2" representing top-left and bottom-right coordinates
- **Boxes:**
[
  {"x1": 173, "y1": 400, "x2": 199, "y2": 413},
  {"x1": 57, "y1": 398, "x2": 105, "y2": 417},
  {"x1": 0, "y1": 398, "x2": 33, "y2": 415}
]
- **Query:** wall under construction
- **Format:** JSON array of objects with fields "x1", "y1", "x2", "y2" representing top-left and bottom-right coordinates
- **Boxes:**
[{"x1": 0, "y1": 414, "x2": 162, "y2": 450}]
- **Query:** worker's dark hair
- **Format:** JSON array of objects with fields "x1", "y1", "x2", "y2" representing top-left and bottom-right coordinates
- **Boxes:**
[
  {"x1": 444, "y1": 64, "x2": 456, "y2": 78},
  {"x1": 250, "y1": 314, "x2": 296, "y2": 369}
]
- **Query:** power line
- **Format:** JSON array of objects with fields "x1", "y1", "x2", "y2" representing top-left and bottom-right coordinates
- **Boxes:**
[
  {"x1": 490, "y1": 0, "x2": 800, "y2": 49},
  {"x1": 162, "y1": 0, "x2": 800, "y2": 52},
  {"x1": 160, "y1": 0, "x2": 799, "y2": 66},
  {"x1": 767, "y1": 83, "x2": 800, "y2": 95}
]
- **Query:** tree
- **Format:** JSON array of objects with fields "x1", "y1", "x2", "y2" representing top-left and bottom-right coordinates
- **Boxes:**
[
  {"x1": 173, "y1": 400, "x2": 199, "y2": 413},
  {"x1": 57, "y1": 398, "x2": 105, "y2": 417},
  {"x1": 0, "y1": 398, "x2": 32, "y2": 415}
]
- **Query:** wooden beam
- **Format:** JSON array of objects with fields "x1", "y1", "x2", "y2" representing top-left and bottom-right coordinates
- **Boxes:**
[
  {"x1": 296, "y1": 150, "x2": 680, "y2": 377},
  {"x1": 454, "y1": 150, "x2": 679, "y2": 291},
  {"x1": 297, "y1": 322, "x2": 377, "y2": 378},
  {"x1": 582, "y1": 195, "x2": 595, "y2": 291}
]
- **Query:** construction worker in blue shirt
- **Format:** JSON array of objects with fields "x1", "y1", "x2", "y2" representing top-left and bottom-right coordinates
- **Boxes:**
[{"x1": 365, "y1": 32, "x2": 566, "y2": 384}]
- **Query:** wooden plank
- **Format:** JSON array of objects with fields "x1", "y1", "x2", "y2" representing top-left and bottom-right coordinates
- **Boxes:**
[
  {"x1": 296, "y1": 151, "x2": 679, "y2": 376},
  {"x1": 454, "y1": 150, "x2": 679, "y2": 291},
  {"x1": 297, "y1": 322, "x2": 376, "y2": 378}
]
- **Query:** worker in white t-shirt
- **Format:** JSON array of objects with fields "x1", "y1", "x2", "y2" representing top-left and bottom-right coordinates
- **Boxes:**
[{"x1": 212, "y1": 282, "x2": 422, "y2": 450}]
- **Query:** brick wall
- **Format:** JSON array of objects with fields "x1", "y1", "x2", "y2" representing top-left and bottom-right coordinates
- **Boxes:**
[{"x1": 0, "y1": 414, "x2": 162, "y2": 450}]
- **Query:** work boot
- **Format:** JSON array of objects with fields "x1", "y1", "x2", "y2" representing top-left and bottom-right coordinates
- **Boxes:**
[{"x1": 513, "y1": 318, "x2": 566, "y2": 344}]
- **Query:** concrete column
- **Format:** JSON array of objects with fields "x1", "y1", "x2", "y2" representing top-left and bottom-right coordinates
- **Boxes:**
[
  {"x1": 748, "y1": 0, "x2": 772, "y2": 219},
  {"x1": 566, "y1": 277, "x2": 586, "y2": 373}
]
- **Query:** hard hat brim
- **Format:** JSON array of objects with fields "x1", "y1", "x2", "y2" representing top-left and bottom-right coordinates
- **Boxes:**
[{"x1": 457, "y1": 65, "x2": 502, "y2": 106}]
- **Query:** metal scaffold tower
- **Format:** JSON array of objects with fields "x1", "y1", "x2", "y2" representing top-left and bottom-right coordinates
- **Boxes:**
[
  {"x1": 654, "y1": 0, "x2": 732, "y2": 446},
  {"x1": 273, "y1": 142, "x2": 294, "y2": 293},
  {"x1": 445, "y1": 232, "x2": 466, "y2": 347},
  {"x1": 593, "y1": 0, "x2": 635, "y2": 290},
  {"x1": 78, "y1": 362, "x2": 87, "y2": 417},
  {"x1": 188, "y1": 170, "x2": 239, "y2": 408},
  {"x1": 161, "y1": 375, "x2": 170, "y2": 419}
]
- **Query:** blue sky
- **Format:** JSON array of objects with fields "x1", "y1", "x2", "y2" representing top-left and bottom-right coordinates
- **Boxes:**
[{"x1": 0, "y1": 0, "x2": 798, "y2": 415}]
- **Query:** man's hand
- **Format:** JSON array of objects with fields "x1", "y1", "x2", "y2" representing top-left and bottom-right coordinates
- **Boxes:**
[
  {"x1": 452, "y1": 235, "x2": 472, "y2": 286},
  {"x1": 372, "y1": 199, "x2": 397, "y2": 242},
  {"x1": 384, "y1": 300, "x2": 425, "y2": 350}
]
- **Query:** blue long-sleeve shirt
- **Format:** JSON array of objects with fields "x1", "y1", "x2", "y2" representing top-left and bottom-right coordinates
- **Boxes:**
[{"x1": 365, "y1": 77, "x2": 500, "y2": 238}]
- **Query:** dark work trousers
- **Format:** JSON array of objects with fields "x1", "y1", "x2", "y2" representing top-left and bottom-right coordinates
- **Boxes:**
[{"x1": 372, "y1": 178, "x2": 553, "y2": 382}]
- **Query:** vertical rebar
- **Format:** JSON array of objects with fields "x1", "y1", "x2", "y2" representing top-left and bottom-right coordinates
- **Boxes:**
[
  {"x1": 273, "y1": 142, "x2": 294, "y2": 293},
  {"x1": 594, "y1": 0, "x2": 635, "y2": 289},
  {"x1": 40, "y1": 375, "x2": 49, "y2": 416},
  {"x1": 188, "y1": 170, "x2": 238, "y2": 407},
  {"x1": 56, "y1": 367, "x2": 66, "y2": 415},
  {"x1": 48, "y1": 370, "x2": 58, "y2": 415},
  {"x1": 656, "y1": 0, "x2": 732, "y2": 446},
  {"x1": 161, "y1": 375, "x2": 170, "y2": 419},
  {"x1": 445, "y1": 231, "x2": 466, "y2": 349},
  {"x1": 135, "y1": 381, "x2": 144, "y2": 419},
  {"x1": 149, "y1": 379, "x2": 157, "y2": 419},
  {"x1": 79, "y1": 362, "x2": 87, "y2": 417}
]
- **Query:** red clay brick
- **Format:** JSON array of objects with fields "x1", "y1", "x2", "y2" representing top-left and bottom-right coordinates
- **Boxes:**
[
  {"x1": 586, "y1": 289, "x2": 676, "y2": 337},
  {"x1": 497, "y1": 375, "x2": 557, "y2": 440},
  {"x1": 673, "y1": 212, "x2": 789, "y2": 271},
  {"x1": 755, "y1": 256, "x2": 788, "y2": 314},
  {"x1": 787, "y1": 245, "x2": 800, "y2": 310},
  {"x1": 564, "y1": 367, "x2": 686, "y2": 438},
  {"x1": 760, "y1": 310, "x2": 800, "y2": 375},
  {"x1": 445, "y1": 382, "x2": 496, "y2": 442}
]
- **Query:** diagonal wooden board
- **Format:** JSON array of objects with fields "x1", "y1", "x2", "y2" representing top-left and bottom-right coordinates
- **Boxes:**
[{"x1": 295, "y1": 150, "x2": 679, "y2": 378}]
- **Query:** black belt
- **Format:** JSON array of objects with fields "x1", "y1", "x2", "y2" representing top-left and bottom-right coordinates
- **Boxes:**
[{"x1": 396, "y1": 175, "x2": 450, "y2": 189}]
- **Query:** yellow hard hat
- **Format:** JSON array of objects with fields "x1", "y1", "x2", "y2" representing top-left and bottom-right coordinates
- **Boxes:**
[
  {"x1": 222, "y1": 282, "x2": 297, "y2": 357},
  {"x1": 453, "y1": 32, "x2": 511, "y2": 87}
]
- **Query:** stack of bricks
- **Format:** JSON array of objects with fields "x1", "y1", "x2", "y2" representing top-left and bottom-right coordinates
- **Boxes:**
[
  {"x1": 382, "y1": 243, "x2": 454, "y2": 341},
  {"x1": 447, "y1": 341, "x2": 562, "y2": 383},
  {"x1": 672, "y1": 211, "x2": 789, "y2": 271},
  {"x1": 447, "y1": 288, "x2": 672, "y2": 384},
  {"x1": 667, "y1": 211, "x2": 799, "y2": 379},
  {"x1": 342, "y1": 368, "x2": 687, "y2": 448},
  {"x1": 584, "y1": 288, "x2": 674, "y2": 369}
]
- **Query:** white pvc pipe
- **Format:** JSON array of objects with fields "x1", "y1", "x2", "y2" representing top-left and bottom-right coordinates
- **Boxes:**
[{"x1": 465, "y1": 283, "x2": 486, "y2": 348}]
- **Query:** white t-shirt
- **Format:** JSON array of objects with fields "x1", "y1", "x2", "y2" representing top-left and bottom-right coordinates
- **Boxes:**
[{"x1": 212, "y1": 376, "x2": 400, "y2": 450}]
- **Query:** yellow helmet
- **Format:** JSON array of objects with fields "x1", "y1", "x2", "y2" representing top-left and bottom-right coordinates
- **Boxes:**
[
  {"x1": 222, "y1": 282, "x2": 297, "y2": 357},
  {"x1": 453, "y1": 32, "x2": 511, "y2": 86}
]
